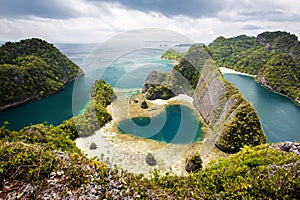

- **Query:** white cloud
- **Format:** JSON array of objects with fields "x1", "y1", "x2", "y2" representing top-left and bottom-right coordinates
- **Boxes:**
[{"x1": 0, "y1": 0, "x2": 299, "y2": 43}]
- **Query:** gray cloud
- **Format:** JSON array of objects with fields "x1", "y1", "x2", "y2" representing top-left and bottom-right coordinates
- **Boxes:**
[
  {"x1": 238, "y1": 9, "x2": 300, "y2": 22},
  {"x1": 89, "y1": 0, "x2": 224, "y2": 18},
  {"x1": 0, "y1": 0, "x2": 77, "y2": 19},
  {"x1": 242, "y1": 24, "x2": 264, "y2": 30}
]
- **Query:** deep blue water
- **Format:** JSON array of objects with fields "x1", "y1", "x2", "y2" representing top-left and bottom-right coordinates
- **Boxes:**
[
  {"x1": 118, "y1": 105, "x2": 202, "y2": 144},
  {"x1": 223, "y1": 74, "x2": 300, "y2": 142}
]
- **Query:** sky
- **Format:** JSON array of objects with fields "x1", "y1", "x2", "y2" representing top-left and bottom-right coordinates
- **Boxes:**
[{"x1": 0, "y1": 0, "x2": 300, "y2": 43}]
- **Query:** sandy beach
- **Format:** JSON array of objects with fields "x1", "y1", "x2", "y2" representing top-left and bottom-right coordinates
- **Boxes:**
[
  {"x1": 219, "y1": 67, "x2": 256, "y2": 77},
  {"x1": 76, "y1": 91, "x2": 229, "y2": 176}
]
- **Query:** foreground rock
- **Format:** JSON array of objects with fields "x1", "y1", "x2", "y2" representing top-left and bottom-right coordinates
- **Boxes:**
[{"x1": 270, "y1": 142, "x2": 300, "y2": 155}]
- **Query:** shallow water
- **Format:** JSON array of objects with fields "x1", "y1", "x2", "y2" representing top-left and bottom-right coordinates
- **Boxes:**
[{"x1": 118, "y1": 105, "x2": 202, "y2": 144}]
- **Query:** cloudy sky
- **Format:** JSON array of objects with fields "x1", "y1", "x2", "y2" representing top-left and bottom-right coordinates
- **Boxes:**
[{"x1": 0, "y1": 0, "x2": 300, "y2": 43}]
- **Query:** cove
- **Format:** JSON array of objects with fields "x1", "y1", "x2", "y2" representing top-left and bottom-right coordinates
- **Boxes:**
[
  {"x1": 118, "y1": 105, "x2": 202, "y2": 144},
  {"x1": 223, "y1": 74, "x2": 300, "y2": 142}
]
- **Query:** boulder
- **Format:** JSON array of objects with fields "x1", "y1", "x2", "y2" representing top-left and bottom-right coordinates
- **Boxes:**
[
  {"x1": 141, "y1": 101, "x2": 148, "y2": 109},
  {"x1": 145, "y1": 153, "x2": 157, "y2": 166},
  {"x1": 185, "y1": 152, "x2": 202, "y2": 173},
  {"x1": 89, "y1": 142, "x2": 97, "y2": 150}
]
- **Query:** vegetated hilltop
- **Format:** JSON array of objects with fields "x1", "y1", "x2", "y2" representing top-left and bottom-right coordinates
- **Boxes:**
[
  {"x1": 0, "y1": 38, "x2": 84, "y2": 111},
  {"x1": 209, "y1": 31, "x2": 300, "y2": 104},
  {"x1": 143, "y1": 44, "x2": 266, "y2": 152}
]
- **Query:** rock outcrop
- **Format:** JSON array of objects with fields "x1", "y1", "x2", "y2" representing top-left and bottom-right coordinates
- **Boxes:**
[
  {"x1": 270, "y1": 142, "x2": 300, "y2": 155},
  {"x1": 185, "y1": 152, "x2": 202, "y2": 173}
]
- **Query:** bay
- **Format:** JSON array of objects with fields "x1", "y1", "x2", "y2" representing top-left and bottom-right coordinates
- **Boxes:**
[{"x1": 223, "y1": 74, "x2": 300, "y2": 142}]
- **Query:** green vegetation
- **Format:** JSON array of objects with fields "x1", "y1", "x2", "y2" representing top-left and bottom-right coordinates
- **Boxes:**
[
  {"x1": 0, "y1": 70, "x2": 298, "y2": 198},
  {"x1": 143, "y1": 45, "x2": 213, "y2": 98},
  {"x1": 72, "y1": 80, "x2": 113, "y2": 137},
  {"x1": 0, "y1": 38, "x2": 84, "y2": 110},
  {"x1": 161, "y1": 49, "x2": 183, "y2": 62},
  {"x1": 217, "y1": 102, "x2": 266, "y2": 152},
  {"x1": 208, "y1": 35, "x2": 259, "y2": 72},
  {"x1": 144, "y1": 84, "x2": 175, "y2": 100},
  {"x1": 185, "y1": 152, "x2": 203, "y2": 173},
  {"x1": 173, "y1": 44, "x2": 213, "y2": 88},
  {"x1": 1, "y1": 130, "x2": 298, "y2": 199},
  {"x1": 209, "y1": 31, "x2": 300, "y2": 103},
  {"x1": 145, "y1": 45, "x2": 266, "y2": 151},
  {"x1": 150, "y1": 144, "x2": 299, "y2": 199},
  {"x1": 0, "y1": 121, "x2": 79, "y2": 153}
]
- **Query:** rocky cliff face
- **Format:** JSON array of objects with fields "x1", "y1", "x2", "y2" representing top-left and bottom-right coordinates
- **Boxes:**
[
  {"x1": 193, "y1": 60, "x2": 265, "y2": 152},
  {"x1": 143, "y1": 45, "x2": 266, "y2": 152}
]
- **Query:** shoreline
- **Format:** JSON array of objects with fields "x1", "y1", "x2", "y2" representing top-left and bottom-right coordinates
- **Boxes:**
[
  {"x1": 161, "y1": 58, "x2": 179, "y2": 65},
  {"x1": 0, "y1": 73, "x2": 84, "y2": 112},
  {"x1": 75, "y1": 91, "x2": 229, "y2": 176},
  {"x1": 220, "y1": 67, "x2": 300, "y2": 106},
  {"x1": 219, "y1": 67, "x2": 256, "y2": 77}
]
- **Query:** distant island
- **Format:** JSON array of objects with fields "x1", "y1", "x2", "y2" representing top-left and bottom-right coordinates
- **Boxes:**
[{"x1": 0, "y1": 38, "x2": 84, "y2": 111}]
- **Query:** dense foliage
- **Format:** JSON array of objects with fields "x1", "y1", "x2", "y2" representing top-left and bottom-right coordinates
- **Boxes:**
[
  {"x1": 144, "y1": 84, "x2": 175, "y2": 100},
  {"x1": 217, "y1": 101, "x2": 266, "y2": 152},
  {"x1": 173, "y1": 44, "x2": 213, "y2": 89},
  {"x1": 0, "y1": 38, "x2": 84, "y2": 110},
  {"x1": 1, "y1": 132, "x2": 298, "y2": 199},
  {"x1": 72, "y1": 80, "x2": 113, "y2": 137},
  {"x1": 161, "y1": 49, "x2": 183, "y2": 62},
  {"x1": 150, "y1": 144, "x2": 299, "y2": 199},
  {"x1": 209, "y1": 31, "x2": 300, "y2": 103}
]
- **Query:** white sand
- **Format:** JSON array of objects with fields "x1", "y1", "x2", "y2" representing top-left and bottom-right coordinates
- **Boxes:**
[
  {"x1": 147, "y1": 94, "x2": 193, "y2": 106},
  {"x1": 75, "y1": 121, "x2": 199, "y2": 176},
  {"x1": 170, "y1": 94, "x2": 194, "y2": 105},
  {"x1": 219, "y1": 67, "x2": 256, "y2": 77}
]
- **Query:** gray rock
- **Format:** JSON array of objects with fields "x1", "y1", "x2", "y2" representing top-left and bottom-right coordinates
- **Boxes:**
[
  {"x1": 141, "y1": 101, "x2": 148, "y2": 109},
  {"x1": 271, "y1": 142, "x2": 300, "y2": 155},
  {"x1": 145, "y1": 153, "x2": 157, "y2": 166},
  {"x1": 90, "y1": 142, "x2": 97, "y2": 150}
]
